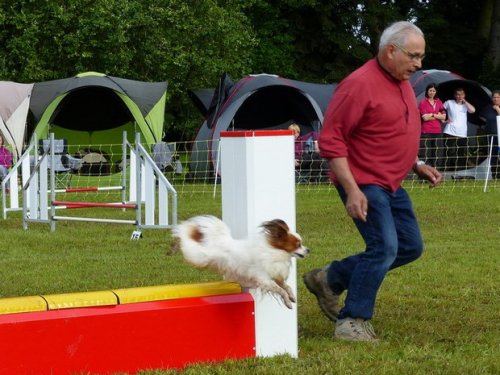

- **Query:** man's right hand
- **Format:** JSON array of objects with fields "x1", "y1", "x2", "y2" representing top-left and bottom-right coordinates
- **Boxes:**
[
  {"x1": 345, "y1": 188, "x2": 368, "y2": 222},
  {"x1": 328, "y1": 157, "x2": 368, "y2": 222}
]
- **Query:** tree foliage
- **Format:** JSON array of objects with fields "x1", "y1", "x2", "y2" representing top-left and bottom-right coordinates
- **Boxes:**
[{"x1": 0, "y1": 0, "x2": 498, "y2": 140}]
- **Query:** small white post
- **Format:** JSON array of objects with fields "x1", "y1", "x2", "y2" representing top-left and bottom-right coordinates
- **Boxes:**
[
  {"x1": 484, "y1": 116, "x2": 500, "y2": 192},
  {"x1": 220, "y1": 129, "x2": 298, "y2": 358}
]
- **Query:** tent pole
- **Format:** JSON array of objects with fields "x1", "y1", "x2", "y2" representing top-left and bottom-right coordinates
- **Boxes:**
[
  {"x1": 122, "y1": 131, "x2": 127, "y2": 208},
  {"x1": 213, "y1": 141, "x2": 222, "y2": 199}
]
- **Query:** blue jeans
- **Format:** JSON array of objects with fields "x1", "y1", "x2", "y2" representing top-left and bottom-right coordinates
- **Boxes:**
[{"x1": 327, "y1": 185, "x2": 423, "y2": 320}]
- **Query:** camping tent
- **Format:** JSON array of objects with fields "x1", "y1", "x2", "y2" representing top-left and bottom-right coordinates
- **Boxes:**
[
  {"x1": 0, "y1": 81, "x2": 34, "y2": 159},
  {"x1": 31, "y1": 72, "x2": 168, "y2": 154},
  {"x1": 188, "y1": 88, "x2": 215, "y2": 118},
  {"x1": 188, "y1": 73, "x2": 336, "y2": 179}
]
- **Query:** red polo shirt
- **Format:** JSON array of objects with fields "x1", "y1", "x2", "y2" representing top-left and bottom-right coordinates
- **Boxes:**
[{"x1": 319, "y1": 58, "x2": 421, "y2": 192}]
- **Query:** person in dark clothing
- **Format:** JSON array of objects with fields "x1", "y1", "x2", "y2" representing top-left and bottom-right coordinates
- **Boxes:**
[{"x1": 479, "y1": 90, "x2": 500, "y2": 178}]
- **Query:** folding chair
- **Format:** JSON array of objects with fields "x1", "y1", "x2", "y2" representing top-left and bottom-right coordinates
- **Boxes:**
[
  {"x1": 151, "y1": 142, "x2": 183, "y2": 176},
  {"x1": 40, "y1": 139, "x2": 81, "y2": 188}
]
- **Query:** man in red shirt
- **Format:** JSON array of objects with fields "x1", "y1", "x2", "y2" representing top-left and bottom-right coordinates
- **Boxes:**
[{"x1": 303, "y1": 21, "x2": 442, "y2": 342}]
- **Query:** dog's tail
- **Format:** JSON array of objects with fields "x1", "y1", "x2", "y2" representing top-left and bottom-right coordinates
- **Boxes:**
[{"x1": 171, "y1": 215, "x2": 230, "y2": 268}]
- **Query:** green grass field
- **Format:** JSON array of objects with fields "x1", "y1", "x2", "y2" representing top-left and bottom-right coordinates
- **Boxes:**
[{"x1": 1, "y1": 184, "x2": 499, "y2": 374}]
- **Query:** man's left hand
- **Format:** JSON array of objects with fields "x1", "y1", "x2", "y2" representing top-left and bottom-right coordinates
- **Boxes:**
[{"x1": 414, "y1": 163, "x2": 442, "y2": 187}]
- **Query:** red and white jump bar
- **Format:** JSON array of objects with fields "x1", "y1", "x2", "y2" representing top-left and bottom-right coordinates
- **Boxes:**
[{"x1": 0, "y1": 282, "x2": 255, "y2": 374}]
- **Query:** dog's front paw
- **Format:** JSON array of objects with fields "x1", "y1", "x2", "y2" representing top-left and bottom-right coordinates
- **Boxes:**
[
  {"x1": 283, "y1": 297, "x2": 293, "y2": 309},
  {"x1": 282, "y1": 284, "x2": 296, "y2": 303}
]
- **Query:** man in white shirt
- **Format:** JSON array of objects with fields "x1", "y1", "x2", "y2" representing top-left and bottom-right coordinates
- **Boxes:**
[{"x1": 443, "y1": 88, "x2": 475, "y2": 173}]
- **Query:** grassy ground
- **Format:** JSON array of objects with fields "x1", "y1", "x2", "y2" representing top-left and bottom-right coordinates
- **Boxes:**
[{"x1": 0, "y1": 184, "x2": 499, "y2": 374}]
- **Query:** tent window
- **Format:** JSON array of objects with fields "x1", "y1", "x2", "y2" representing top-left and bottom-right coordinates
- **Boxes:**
[
  {"x1": 233, "y1": 86, "x2": 318, "y2": 131},
  {"x1": 51, "y1": 87, "x2": 133, "y2": 131}
]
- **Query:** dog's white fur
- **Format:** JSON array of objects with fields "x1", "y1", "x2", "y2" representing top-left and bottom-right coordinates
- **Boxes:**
[{"x1": 172, "y1": 215, "x2": 309, "y2": 308}]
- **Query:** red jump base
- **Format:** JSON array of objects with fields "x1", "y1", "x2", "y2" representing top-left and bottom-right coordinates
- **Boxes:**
[{"x1": 0, "y1": 294, "x2": 256, "y2": 374}]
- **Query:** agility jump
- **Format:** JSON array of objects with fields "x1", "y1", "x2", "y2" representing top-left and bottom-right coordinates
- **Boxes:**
[
  {"x1": 13, "y1": 132, "x2": 177, "y2": 233},
  {"x1": 0, "y1": 130, "x2": 298, "y2": 374}
]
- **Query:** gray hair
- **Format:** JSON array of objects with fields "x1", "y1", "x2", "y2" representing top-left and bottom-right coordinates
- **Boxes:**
[{"x1": 378, "y1": 21, "x2": 424, "y2": 50}]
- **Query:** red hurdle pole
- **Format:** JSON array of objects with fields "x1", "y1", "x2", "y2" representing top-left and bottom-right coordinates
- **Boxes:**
[{"x1": 52, "y1": 201, "x2": 138, "y2": 209}]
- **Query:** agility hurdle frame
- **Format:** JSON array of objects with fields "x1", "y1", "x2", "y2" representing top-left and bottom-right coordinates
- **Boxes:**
[
  {"x1": 19, "y1": 132, "x2": 177, "y2": 232},
  {"x1": 0, "y1": 130, "x2": 298, "y2": 374}
]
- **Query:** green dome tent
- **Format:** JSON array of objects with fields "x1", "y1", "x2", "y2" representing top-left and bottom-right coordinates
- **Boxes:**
[{"x1": 31, "y1": 72, "x2": 167, "y2": 156}]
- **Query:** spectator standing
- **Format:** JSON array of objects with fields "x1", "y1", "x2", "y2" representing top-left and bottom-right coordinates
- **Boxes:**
[
  {"x1": 479, "y1": 89, "x2": 500, "y2": 178},
  {"x1": 443, "y1": 88, "x2": 475, "y2": 173},
  {"x1": 289, "y1": 123, "x2": 325, "y2": 183},
  {"x1": 0, "y1": 134, "x2": 13, "y2": 187},
  {"x1": 418, "y1": 83, "x2": 446, "y2": 167}
]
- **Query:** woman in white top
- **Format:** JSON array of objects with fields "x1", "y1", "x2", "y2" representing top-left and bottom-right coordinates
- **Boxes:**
[{"x1": 443, "y1": 88, "x2": 475, "y2": 173}]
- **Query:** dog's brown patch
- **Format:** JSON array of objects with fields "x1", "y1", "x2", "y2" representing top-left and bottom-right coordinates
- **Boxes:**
[
  {"x1": 261, "y1": 219, "x2": 300, "y2": 252},
  {"x1": 189, "y1": 226, "x2": 204, "y2": 243}
]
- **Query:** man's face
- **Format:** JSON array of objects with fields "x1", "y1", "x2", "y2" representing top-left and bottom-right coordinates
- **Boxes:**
[
  {"x1": 389, "y1": 33, "x2": 426, "y2": 81},
  {"x1": 454, "y1": 91, "x2": 465, "y2": 102}
]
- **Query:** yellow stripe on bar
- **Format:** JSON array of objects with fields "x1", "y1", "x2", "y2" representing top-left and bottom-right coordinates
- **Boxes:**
[
  {"x1": 113, "y1": 281, "x2": 242, "y2": 304},
  {"x1": 0, "y1": 296, "x2": 48, "y2": 315},
  {"x1": 0, "y1": 282, "x2": 243, "y2": 315},
  {"x1": 43, "y1": 291, "x2": 118, "y2": 310}
]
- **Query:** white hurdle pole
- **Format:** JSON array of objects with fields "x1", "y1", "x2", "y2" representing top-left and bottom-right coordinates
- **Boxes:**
[
  {"x1": 484, "y1": 116, "x2": 500, "y2": 192},
  {"x1": 220, "y1": 129, "x2": 297, "y2": 358}
]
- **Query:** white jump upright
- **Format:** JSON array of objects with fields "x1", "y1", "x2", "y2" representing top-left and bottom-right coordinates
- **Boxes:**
[
  {"x1": 17, "y1": 132, "x2": 177, "y2": 233},
  {"x1": 220, "y1": 129, "x2": 298, "y2": 358}
]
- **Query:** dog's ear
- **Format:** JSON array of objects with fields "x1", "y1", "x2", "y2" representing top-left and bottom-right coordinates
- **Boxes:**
[
  {"x1": 261, "y1": 219, "x2": 289, "y2": 241},
  {"x1": 262, "y1": 219, "x2": 302, "y2": 252},
  {"x1": 271, "y1": 219, "x2": 289, "y2": 231},
  {"x1": 189, "y1": 226, "x2": 204, "y2": 243},
  {"x1": 262, "y1": 219, "x2": 289, "y2": 232}
]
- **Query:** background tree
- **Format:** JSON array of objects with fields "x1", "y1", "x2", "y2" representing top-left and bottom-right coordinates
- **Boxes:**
[
  {"x1": 479, "y1": 0, "x2": 500, "y2": 88},
  {"x1": 124, "y1": 0, "x2": 257, "y2": 140},
  {"x1": 0, "y1": 0, "x2": 257, "y2": 140},
  {"x1": 0, "y1": 0, "x2": 498, "y2": 141},
  {"x1": 0, "y1": 0, "x2": 138, "y2": 81}
]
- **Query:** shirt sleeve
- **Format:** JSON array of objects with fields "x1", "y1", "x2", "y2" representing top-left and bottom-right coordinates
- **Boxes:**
[
  {"x1": 319, "y1": 90, "x2": 364, "y2": 159},
  {"x1": 437, "y1": 100, "x2": 446, "y2": 113},
  {"x1": 418, "y1": 100, "x2": 427, "y2": 115}
]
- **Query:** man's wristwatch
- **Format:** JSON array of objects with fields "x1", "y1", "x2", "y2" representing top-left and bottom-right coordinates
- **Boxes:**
[{"x1": 414, "y1": 160, "x2": 425, "y2": 169}]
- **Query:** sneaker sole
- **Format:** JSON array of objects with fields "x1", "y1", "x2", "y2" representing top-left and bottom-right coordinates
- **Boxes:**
[
  {"x1": 303, "y1": 272, "x2": 338, "y2": 322},
  {"x1": 334, "y1": 333, "x2": 380, "y2": 343}
]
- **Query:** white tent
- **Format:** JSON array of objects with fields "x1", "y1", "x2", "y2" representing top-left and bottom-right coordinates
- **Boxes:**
[{"x1": 0, "y1": 81, "x2": 34, "y2": 158}]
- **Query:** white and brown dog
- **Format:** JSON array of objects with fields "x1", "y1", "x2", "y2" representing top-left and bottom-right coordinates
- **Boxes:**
[{"x1": 171, "y1": 215, "x2": 309, "y2": 308}]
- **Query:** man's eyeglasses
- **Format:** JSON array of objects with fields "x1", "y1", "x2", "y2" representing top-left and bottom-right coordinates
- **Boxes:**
[{"x1": 392, "y1": 43, "x2": 426, "y2": 61}]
